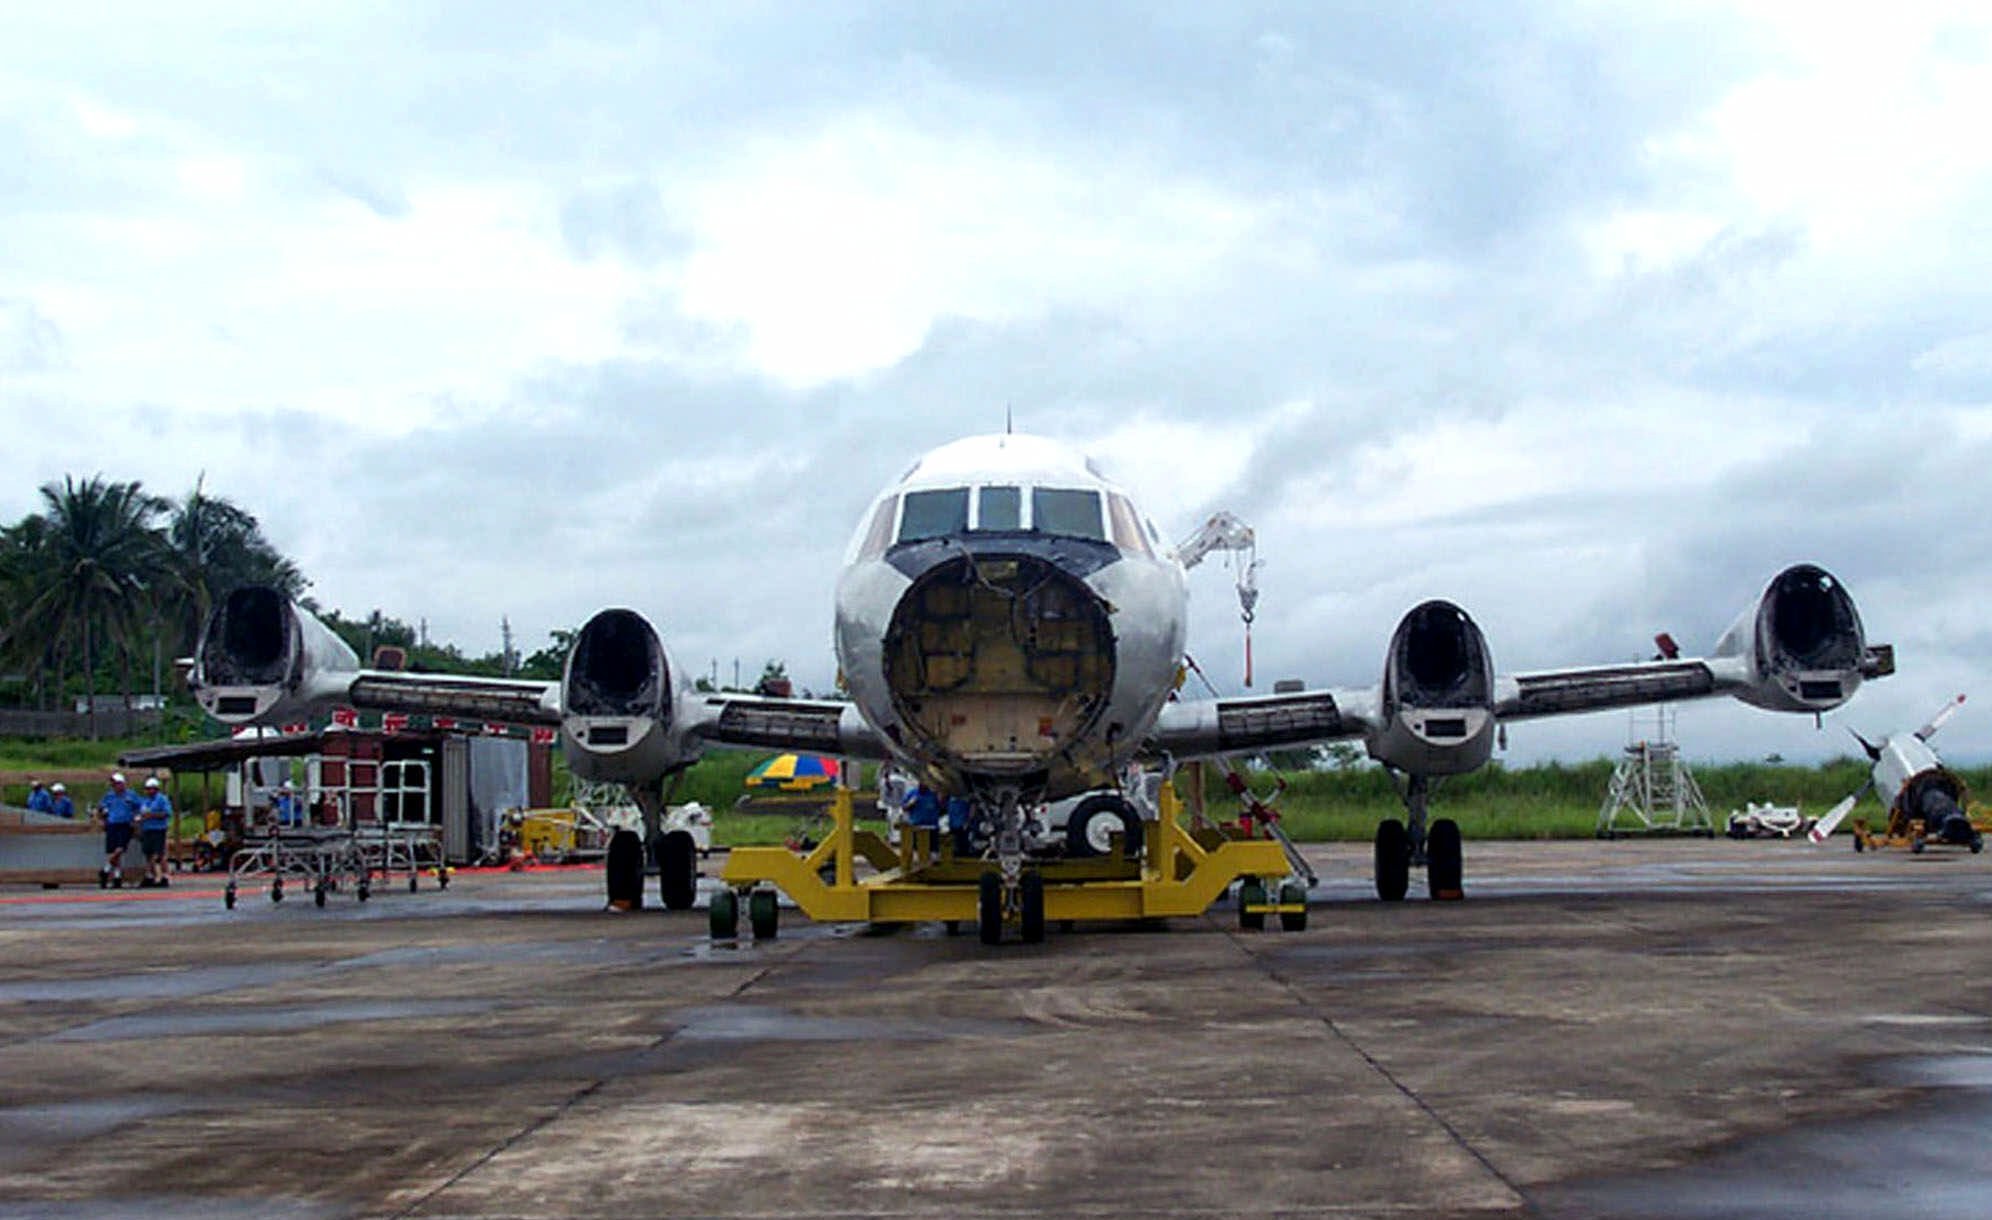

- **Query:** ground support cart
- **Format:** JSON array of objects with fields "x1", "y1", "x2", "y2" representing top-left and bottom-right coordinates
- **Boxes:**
[
  {"x1": 1852, "y1": 805, "x2": 1992, "y2": 855},
  {"x1": 225, "y1": 829, "x2": 369, "y2": 909},
  {"x1": 355, "y1": 825, "x2": 448, "y2": 894},
  {"x1": 716, "y1": 780, "x2": 1302, "y2": 944}
]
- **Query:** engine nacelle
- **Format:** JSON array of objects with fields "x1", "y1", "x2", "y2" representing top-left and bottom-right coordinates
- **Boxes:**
[
  {"x1": 1369, "y1": 600, "x2": 1496, "y2": 775},
  {"x1": 191, "y1": 587, "x2": 361, "y2": 725},
  {"x1": 1715, "y1": 564, "x2": 1872, "y2": 713},
  {"x1": 560, "y1": 608, "x2": 696, "y2": 783}
]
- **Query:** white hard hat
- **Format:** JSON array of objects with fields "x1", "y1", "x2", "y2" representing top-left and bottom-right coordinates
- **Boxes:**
[
  {"x1": 281, "y1": 780, "x2": 296, "y2": 791},
  {"x1": 144, "y1": 777, "x2": 160, "y2": 789},
  {"x1": 110, "y1": 772, "x2": 126, "y2": 784},
  {"x1": 51, "y1": 783, "x2": 65, "y2": 793}
]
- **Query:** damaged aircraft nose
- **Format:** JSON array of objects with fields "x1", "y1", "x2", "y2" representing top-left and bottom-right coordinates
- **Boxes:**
[{"x1": 881, "y1": 550, "x2": 1116, "y2": 776}]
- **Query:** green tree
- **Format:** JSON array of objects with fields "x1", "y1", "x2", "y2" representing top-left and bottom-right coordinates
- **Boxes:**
[
  {"x1": 163, "y1": 476, "x2": 306, "y2": 657},
  {"x1": 11, "y1": 476, "x2": 170, "y2": 736}
]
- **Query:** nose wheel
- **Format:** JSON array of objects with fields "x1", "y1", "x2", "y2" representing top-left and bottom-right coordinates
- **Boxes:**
[{"x1": 977, "y1": 871, "x2": 1047, "y2": 945}]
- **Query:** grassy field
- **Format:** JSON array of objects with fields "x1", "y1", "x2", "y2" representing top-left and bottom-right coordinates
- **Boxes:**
[{"x1": 10, "y1": 733, "x2": 1977, "y2": 844}]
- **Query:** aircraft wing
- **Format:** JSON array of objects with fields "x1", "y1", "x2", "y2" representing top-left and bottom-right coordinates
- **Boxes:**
[
  {"x1": 1490, "y1": 655, "x2": 1751, "y2": 722},
  {"x1": 671, "y1": 692, "x2": 893, "y2": 760},
  {"x1": 1148, "y1": 687, "x2": 1382, "y2": 759},
  {"x1": 1148, "y1": 655, "x2": 1757, "y2": 761},
  {"x1": 338, "y1": 669, "x2": 562, "y2": 726}
]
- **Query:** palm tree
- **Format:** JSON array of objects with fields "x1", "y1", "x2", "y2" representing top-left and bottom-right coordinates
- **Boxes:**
[
  {"x1": 162, "y1": 475, "x2": 306, "y2": 659},
  {"x1": 12, "y1": 476, "x2": 170, "y2": 736}
]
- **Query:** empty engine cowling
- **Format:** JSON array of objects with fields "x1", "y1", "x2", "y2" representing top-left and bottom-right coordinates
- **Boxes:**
[
  {"x1": 191, "y1": 586, "x2": 361, "y2": 725},
  {"x1": 1716, "y1": 564, "x2": 1869, "y2": 713},
  {"x1": 1369, "y1": 600, "x2": 1496, "y2": 774},
  {"x1": 560, "y1": 608, "x2": 692, "y2": 782}
]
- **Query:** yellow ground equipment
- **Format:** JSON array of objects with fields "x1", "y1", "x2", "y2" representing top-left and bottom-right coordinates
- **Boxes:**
[
  {"x1": 1852, "y1": 802, "x2": 1992, "y2": 854},
  {"x1": 716, "y1": 776, "x2": 1304, "y2": 944}
]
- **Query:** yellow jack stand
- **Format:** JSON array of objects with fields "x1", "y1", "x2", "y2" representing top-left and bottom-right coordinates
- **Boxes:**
[{"x1": 720, "y1": 779, "x2": 1296, "y2": 932}]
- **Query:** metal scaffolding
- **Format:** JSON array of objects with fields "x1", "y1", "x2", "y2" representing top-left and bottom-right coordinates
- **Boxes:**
[{"x1": 1597, "y1": 707, "x2": 1713, "y2": 837}]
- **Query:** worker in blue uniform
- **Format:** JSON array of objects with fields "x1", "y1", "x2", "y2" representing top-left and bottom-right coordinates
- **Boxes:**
[
  {"x1": 49, "y1": 782, "x2": 75, "y2": 818},
  {"x1": 97, "y1": 772, "x2": 141, "y2": 888},
  {"x1": 138, "y1": 777, "x2": 174, "y2": 888},
  {"x1": 272, "y1": 781, "x2": 305, "y2": 829},
  {"x1": 26, "y1": 780, "x2": 52, "y2": 814}
]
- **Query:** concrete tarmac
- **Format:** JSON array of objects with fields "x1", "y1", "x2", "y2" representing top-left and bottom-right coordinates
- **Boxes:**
[{"x1": 2, "y1": 839, "x2": 1991, "y2": 1218}]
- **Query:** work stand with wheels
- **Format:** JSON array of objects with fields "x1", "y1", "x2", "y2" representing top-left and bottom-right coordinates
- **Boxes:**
[{"x1": 715, "y1": 781, "x2": 1300, "y2": 945}]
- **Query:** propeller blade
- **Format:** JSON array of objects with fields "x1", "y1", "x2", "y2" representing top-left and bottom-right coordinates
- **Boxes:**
[
  {"x1": 1808, "y1": 780, "x2": 1873, "y2": 844},
  {"x1": 1915, "y1": 694, "x2": 1967, "y2": 742}
]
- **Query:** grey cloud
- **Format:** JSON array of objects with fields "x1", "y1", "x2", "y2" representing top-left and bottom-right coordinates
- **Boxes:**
[
  {"x1": 316, "y1": 167, "x2": 411, "y2": 219},
  {"x1": 559, "y1": 180, "x2": 685, "y2": 264},
  {"x1": 0, "y1": 299, "x2": 66, "y2": 373}
]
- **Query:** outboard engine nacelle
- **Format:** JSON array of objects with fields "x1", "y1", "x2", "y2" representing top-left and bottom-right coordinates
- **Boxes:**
[
  {"x1": 561, "y1": 608, "x2": 693, "y2": 783},
  {"x1": 1716, "y1": 564, "x2": 1875, "y2": 712},
  {"x1": 191, "y1": 586, "x2": 361, "y2": 725},
  {"x1": 1369, "y1": 600, "x2": 1496, "y2": 774}
]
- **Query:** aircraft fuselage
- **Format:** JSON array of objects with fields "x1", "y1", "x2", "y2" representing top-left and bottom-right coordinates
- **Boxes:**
[{"x1": 832, "y1": 435, "x2": 1186, "y2": 800}]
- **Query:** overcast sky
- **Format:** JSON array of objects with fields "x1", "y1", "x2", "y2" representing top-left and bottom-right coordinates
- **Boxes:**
[{"x1": 5, "y1": 2, "x2": 1989, "y2": 765}]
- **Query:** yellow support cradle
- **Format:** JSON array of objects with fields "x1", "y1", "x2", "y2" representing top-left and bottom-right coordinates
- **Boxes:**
[{"x1": 720, "y1": 778, "x2": 1295, "y2": 928}]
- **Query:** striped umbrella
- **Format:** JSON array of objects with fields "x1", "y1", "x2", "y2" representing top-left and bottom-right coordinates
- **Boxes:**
[{"x1": 744, "y1": 753, "x2": 840, "y2": 791}]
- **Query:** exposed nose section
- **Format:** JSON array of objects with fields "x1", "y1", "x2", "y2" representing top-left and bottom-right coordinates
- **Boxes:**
[{"x1": 881, "y1": 549, "x2": 1116, "y2": 776}]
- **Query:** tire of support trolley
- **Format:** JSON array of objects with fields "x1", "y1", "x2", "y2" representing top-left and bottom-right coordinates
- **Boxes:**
[
  {"x1": 978, "y1": 872, "x2": 1004, "y2": 945},
  {"x1": 1066, "y1": 794, "x2": 1143, "y2": 860},
  {"x1": 748, "y1": 889, "x2": 779, "y2": 940},
  {"x1": 1279, "y1": 881, "x2": 1308, "y2": 931},
  {"x1": 1237, "y1": 877, "x2": 1267, "y2": 930},
  {"x1": 605, "y1": 828, "x2": 645, "y2": 909},
  {"x1": 1427, "y1": 818, "x2": 1463, "y2": 900},
  {"x1": 1374, "y1": 819, "x2": 1410, "y2": 902},
  {"x1": 710, "y1": 887, "x2": 739, "y2": 939},
  {"x1": 655, "y1": 829, "x2": 698, "y2": 910},
  {"x1": 1019, "y1": 871, "x2": 1046, "y2": 944}
]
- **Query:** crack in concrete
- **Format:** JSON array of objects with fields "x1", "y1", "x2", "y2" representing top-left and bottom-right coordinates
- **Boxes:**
[
  {"x1": 386, "y1": 960, "x2": 779, "y2": 1219},
  {"x1": 1216, "y1": 917, "x2": 1537, "y2": 1215}
]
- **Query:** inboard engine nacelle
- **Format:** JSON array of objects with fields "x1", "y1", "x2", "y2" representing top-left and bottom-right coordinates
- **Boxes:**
[
  {"x1": 1716, "y1": 563, "x2": 1882, "y2": 713},
  {"x1": 561, "y1": 607, "x2": 698, "y2": 783},
  {"x1": 1370, "y1": 599, "x2": 1496, "y2": 774},
  {"x1": 192, "y1": 586, "x2": 363, "y2": 726}
]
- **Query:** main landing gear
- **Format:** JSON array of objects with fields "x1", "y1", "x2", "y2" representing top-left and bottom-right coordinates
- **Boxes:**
[
  {"x1": 603, "y1": 775, "x2": 701, "y2": 913},
  {"x1": 1375, "y1": 772, "x2": 1464, "y2": 902}
]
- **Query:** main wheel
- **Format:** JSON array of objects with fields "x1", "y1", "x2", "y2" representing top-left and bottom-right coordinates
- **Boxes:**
[
  {"x1": 605, "y1": 828, "x2": 645, "y2": 909},
  {"x1": 1237, "y1": 877, "x2": 1267, "y2": 930},
  {"x1": 748, "y1": 889, "x2": 779, "y2": 940},
  {"x1": 710, "y1": 888, "x2": 739, "y2": 939},
  {"x1": 977, "y1": 872, "x2": 1004, "y2": 945},
  {"x1": 1066, "y1": 795, "x2": 1142, "y2": 859},
  {"x1": 1427, "y1": 818, "x2": 1463, "y2": 900},
  {"x1": 1019, "y1": 871, "x2": 1045, "y2": 945},
  {"x1": 655, "y1": 830, "x2": 698, "y2": 911},
  {"x1": 1279, "y1": 881, "x2": 1309, "y2": 931},
  {"x1": 1374, "y1": 819, "x2": 1410, "y2": 902}
]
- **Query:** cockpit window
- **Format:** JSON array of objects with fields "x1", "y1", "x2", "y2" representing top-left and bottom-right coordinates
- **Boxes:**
[
  {"x1": 898, "y1": 488, "x2": 969, "y2": 542},
  {"x1": 1107, "y1": 494, "x2": 1151, "y2": 556},
  {"x1": 1031, "y1": 488, "x2": 1105, "y2": 541},
  {"x1": 857, "y1": 497, "x2": 897, "y2": 560},
  {"x1": 975, "y1": 486, "x2": 1021, "y2": 531}
]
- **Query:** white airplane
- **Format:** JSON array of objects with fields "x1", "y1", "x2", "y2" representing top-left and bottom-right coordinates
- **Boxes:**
[
  {"x1": 1807, "y1": 695, "x2": 1979, "y2": 852},
  {"x1": 190, "y1": 433, "x2": 1893, "y2": 910}
]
